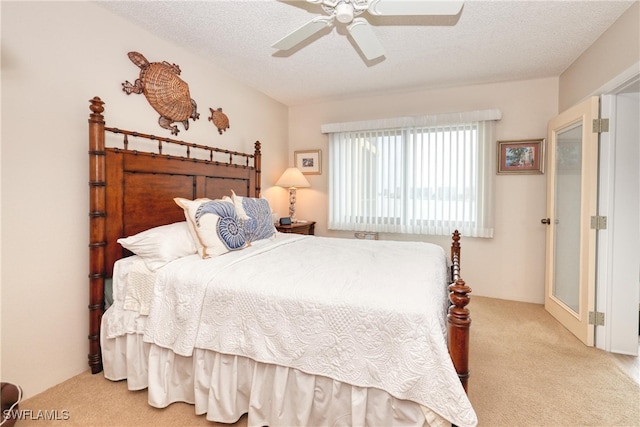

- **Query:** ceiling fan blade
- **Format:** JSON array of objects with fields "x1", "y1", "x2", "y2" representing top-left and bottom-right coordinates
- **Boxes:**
[
  {"x1": 272, "y1": 16, "x2": 333, "y2": 51},
  {"x1": 347, "y1": 18, "x2": 385, "y2": 61},
  {"x1": 367, "y1": 0, "x2": 464, "y2": 16}
]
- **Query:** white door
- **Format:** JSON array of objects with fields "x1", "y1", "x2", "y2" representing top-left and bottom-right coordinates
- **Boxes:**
[{"x1": 544, "y1": 96, "x2": 600, "y2": 346}]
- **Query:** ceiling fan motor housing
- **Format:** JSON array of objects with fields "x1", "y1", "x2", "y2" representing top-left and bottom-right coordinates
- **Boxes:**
[{"x1": 335, "y1": 2, "x2": 355, "y2": 23}]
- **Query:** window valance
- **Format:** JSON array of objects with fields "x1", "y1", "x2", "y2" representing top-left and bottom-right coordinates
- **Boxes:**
[{"x1": 320, "y1": 109, "x2": 502, "y2": 134}]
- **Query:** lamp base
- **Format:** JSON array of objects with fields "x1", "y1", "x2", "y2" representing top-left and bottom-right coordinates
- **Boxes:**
[{"x1": 288, "y1": 187, "x2": 297, "y2": 222}]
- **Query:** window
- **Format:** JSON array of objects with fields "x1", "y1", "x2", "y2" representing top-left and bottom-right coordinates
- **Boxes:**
[{"x1": 324, "y1": 110, "x2": 500, "y2": 238}]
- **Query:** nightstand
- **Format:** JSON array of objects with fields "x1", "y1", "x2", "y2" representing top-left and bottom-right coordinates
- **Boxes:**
[{"x1": 276, "y1": 221, "x2": 316, "y2": 235}]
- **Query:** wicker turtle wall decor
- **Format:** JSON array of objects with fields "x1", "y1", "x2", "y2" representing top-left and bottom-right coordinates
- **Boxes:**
[
  {"x1": 208, "y1": 107, "x2": 230, "y2": 135},
  {"x1": 122, "y1": 51, "x2": 199, "y2": 135}
]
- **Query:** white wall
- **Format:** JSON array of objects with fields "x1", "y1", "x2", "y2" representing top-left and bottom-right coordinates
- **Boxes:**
[
  {"x1": 0, "y1": 1, "x2": 288, "y2": 399},
  {"x1": 288, "y1": 78, "x2": 559, "y2": 304},
  {"x1": 559, "y1": 2, "x2": 639, "y2": 111}
]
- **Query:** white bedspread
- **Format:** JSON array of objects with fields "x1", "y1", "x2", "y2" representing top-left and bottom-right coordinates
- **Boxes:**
[
  {"x1": 143, "y1": 234, "x2": 477, "y2": 427},
  {"x1": 123, "y1": 259, "x2": 156, "y2": 315},
  {"x1": 104, "y1": 255, "x2": 155, "y2": 339}
]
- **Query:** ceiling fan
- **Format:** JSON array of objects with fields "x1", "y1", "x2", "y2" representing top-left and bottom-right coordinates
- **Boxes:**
[{"x1": 272, "y1": 0, "x2": 464, "y2": 61}]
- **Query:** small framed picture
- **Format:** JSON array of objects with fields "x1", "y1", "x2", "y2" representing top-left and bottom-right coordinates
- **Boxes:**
[
  {"x1": 497, "y1": 139, "x2": 545, "y2": 174},
  {"x1": 294, "y1": 150, "x2": 321, "y2": 175}
]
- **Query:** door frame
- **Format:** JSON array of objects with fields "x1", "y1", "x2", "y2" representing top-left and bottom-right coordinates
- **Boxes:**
[{"x1": 594, "y1": 66, "x2": 640, "y2": 354}]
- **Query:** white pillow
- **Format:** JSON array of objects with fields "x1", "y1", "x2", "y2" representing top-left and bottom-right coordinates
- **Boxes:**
[
  {"x1": 174, "y1": 197, "x2": 248, "y2": 258},
  {"x1": 117, "y1": 222, "x2": 197, "y2": 271}
]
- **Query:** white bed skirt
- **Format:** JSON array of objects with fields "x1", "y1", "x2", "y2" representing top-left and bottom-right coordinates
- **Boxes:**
[{"x1": 101, "y1": 330, "x2": 449, "y2": 427}]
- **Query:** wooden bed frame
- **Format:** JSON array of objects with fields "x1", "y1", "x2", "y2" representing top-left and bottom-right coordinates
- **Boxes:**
[{"x1": 87, "y1": 96, "x2": 472, "y2": 395}]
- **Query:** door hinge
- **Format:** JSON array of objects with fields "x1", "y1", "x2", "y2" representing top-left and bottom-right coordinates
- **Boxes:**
[
  {"x1": 589, "y1": 311, "x2": 605, "y2": 326},
  {"x1": 592, "y1": 118, "x2": 609, "y2": 133},
  {"x1": 590, "y1": 215, "x2": 607, "y2": 230}
]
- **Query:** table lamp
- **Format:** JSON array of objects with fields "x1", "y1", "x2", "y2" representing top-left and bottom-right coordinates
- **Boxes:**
[{"x1": 275, "y1": 167, "x2": 310, "y2": 222}]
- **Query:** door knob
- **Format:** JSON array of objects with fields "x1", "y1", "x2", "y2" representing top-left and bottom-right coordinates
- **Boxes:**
[{"x1": 541, "y1": 218, "x2": 551, "y2": 224}]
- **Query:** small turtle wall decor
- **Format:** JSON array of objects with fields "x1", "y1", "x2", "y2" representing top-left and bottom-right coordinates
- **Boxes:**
[
  {"x1": 208, "y1": 107, "x2": 230, "y2": 135},
  {"x1": 122, "y1": 51, "x2": 199, "y2": 135}
]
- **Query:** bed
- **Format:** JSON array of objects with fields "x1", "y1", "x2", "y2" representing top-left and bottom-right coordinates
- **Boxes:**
[{"x1": 87, "y1": 96, "x2": 476, "y2": 427}]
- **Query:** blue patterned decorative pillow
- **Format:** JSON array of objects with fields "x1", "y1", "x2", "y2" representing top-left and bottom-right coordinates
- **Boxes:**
[
  {"x1": 230, "y1": 191, "x2": 277, "y2": 243},
  {"x1": 174, "y1": 198, "x2": 247, "y2": 258}
]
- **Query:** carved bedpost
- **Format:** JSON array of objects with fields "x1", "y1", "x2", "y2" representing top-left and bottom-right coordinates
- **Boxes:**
[
  {"x1": 448, "y1": 230, "x2": 471, "y2": 393},
  {"x1": 451, "y1": 229, "x2": 461, "y2": 267},
  {"x1": 88, "y1": 97, "x2": 106, "y2": 374},
  {"x1": 254, "y1": 141, "x2": 262, "y2": 197}
]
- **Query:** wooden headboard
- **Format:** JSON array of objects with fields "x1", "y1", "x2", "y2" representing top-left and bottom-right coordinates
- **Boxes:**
[{"x1": 87, "y1": 96, "x2": 261, "y2": 374}]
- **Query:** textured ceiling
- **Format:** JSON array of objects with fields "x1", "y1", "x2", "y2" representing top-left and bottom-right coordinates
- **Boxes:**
[{"x1": 97, "y1": 0, "x2": 636, "y2": 106}]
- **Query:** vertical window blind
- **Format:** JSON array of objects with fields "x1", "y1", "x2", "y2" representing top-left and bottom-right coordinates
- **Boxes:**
[{"x1": 323, "y1": 110, "x2": 500, "y2": 238}]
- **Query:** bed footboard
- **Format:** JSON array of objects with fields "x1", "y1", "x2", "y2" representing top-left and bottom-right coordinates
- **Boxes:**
[{"x1": 448, "y1": 230, "x2": 471, "y2": 392}]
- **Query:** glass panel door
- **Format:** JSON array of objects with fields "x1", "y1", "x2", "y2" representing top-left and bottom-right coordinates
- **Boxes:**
[
  {"x1": 553, "y1": 123, "x2": 582, "y2": 312},
  {"x1": 544, "y1": 96, "x2": 599, "y2": 346}
]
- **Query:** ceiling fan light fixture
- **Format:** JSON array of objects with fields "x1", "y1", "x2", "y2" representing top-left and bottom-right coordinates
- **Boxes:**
[{"x1": 335, "y1": 2, "x2": 354, "y2": 24}]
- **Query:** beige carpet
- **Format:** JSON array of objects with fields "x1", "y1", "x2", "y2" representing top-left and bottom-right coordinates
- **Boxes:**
[
  {"x1": 16, "y1": 297, "x2": 640, "y2": 426},
  {"x1": 468, "y1": 297, "x2": 638, "y2": 426}
]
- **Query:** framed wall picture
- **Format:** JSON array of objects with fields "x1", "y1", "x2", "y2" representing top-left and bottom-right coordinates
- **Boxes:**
[
  {"x1": 497, "y1": 139, "x2": 545, "y2": 174},
  {"x1": 294, "y1": 150, "x2": 321, "y2": 175}
]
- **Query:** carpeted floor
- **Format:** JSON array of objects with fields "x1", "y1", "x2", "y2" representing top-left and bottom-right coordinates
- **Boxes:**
[
  {"x1": 467, "y1": 297, "x2": 639, "y2": 426},
  {"x1": 16, "y1": 296, "x2": 640, "y2": 426}
]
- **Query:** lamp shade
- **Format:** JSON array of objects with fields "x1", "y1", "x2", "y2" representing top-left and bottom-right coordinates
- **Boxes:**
[{"x1": 275, "y1": 167, "x2": 310, "y2": 188}]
